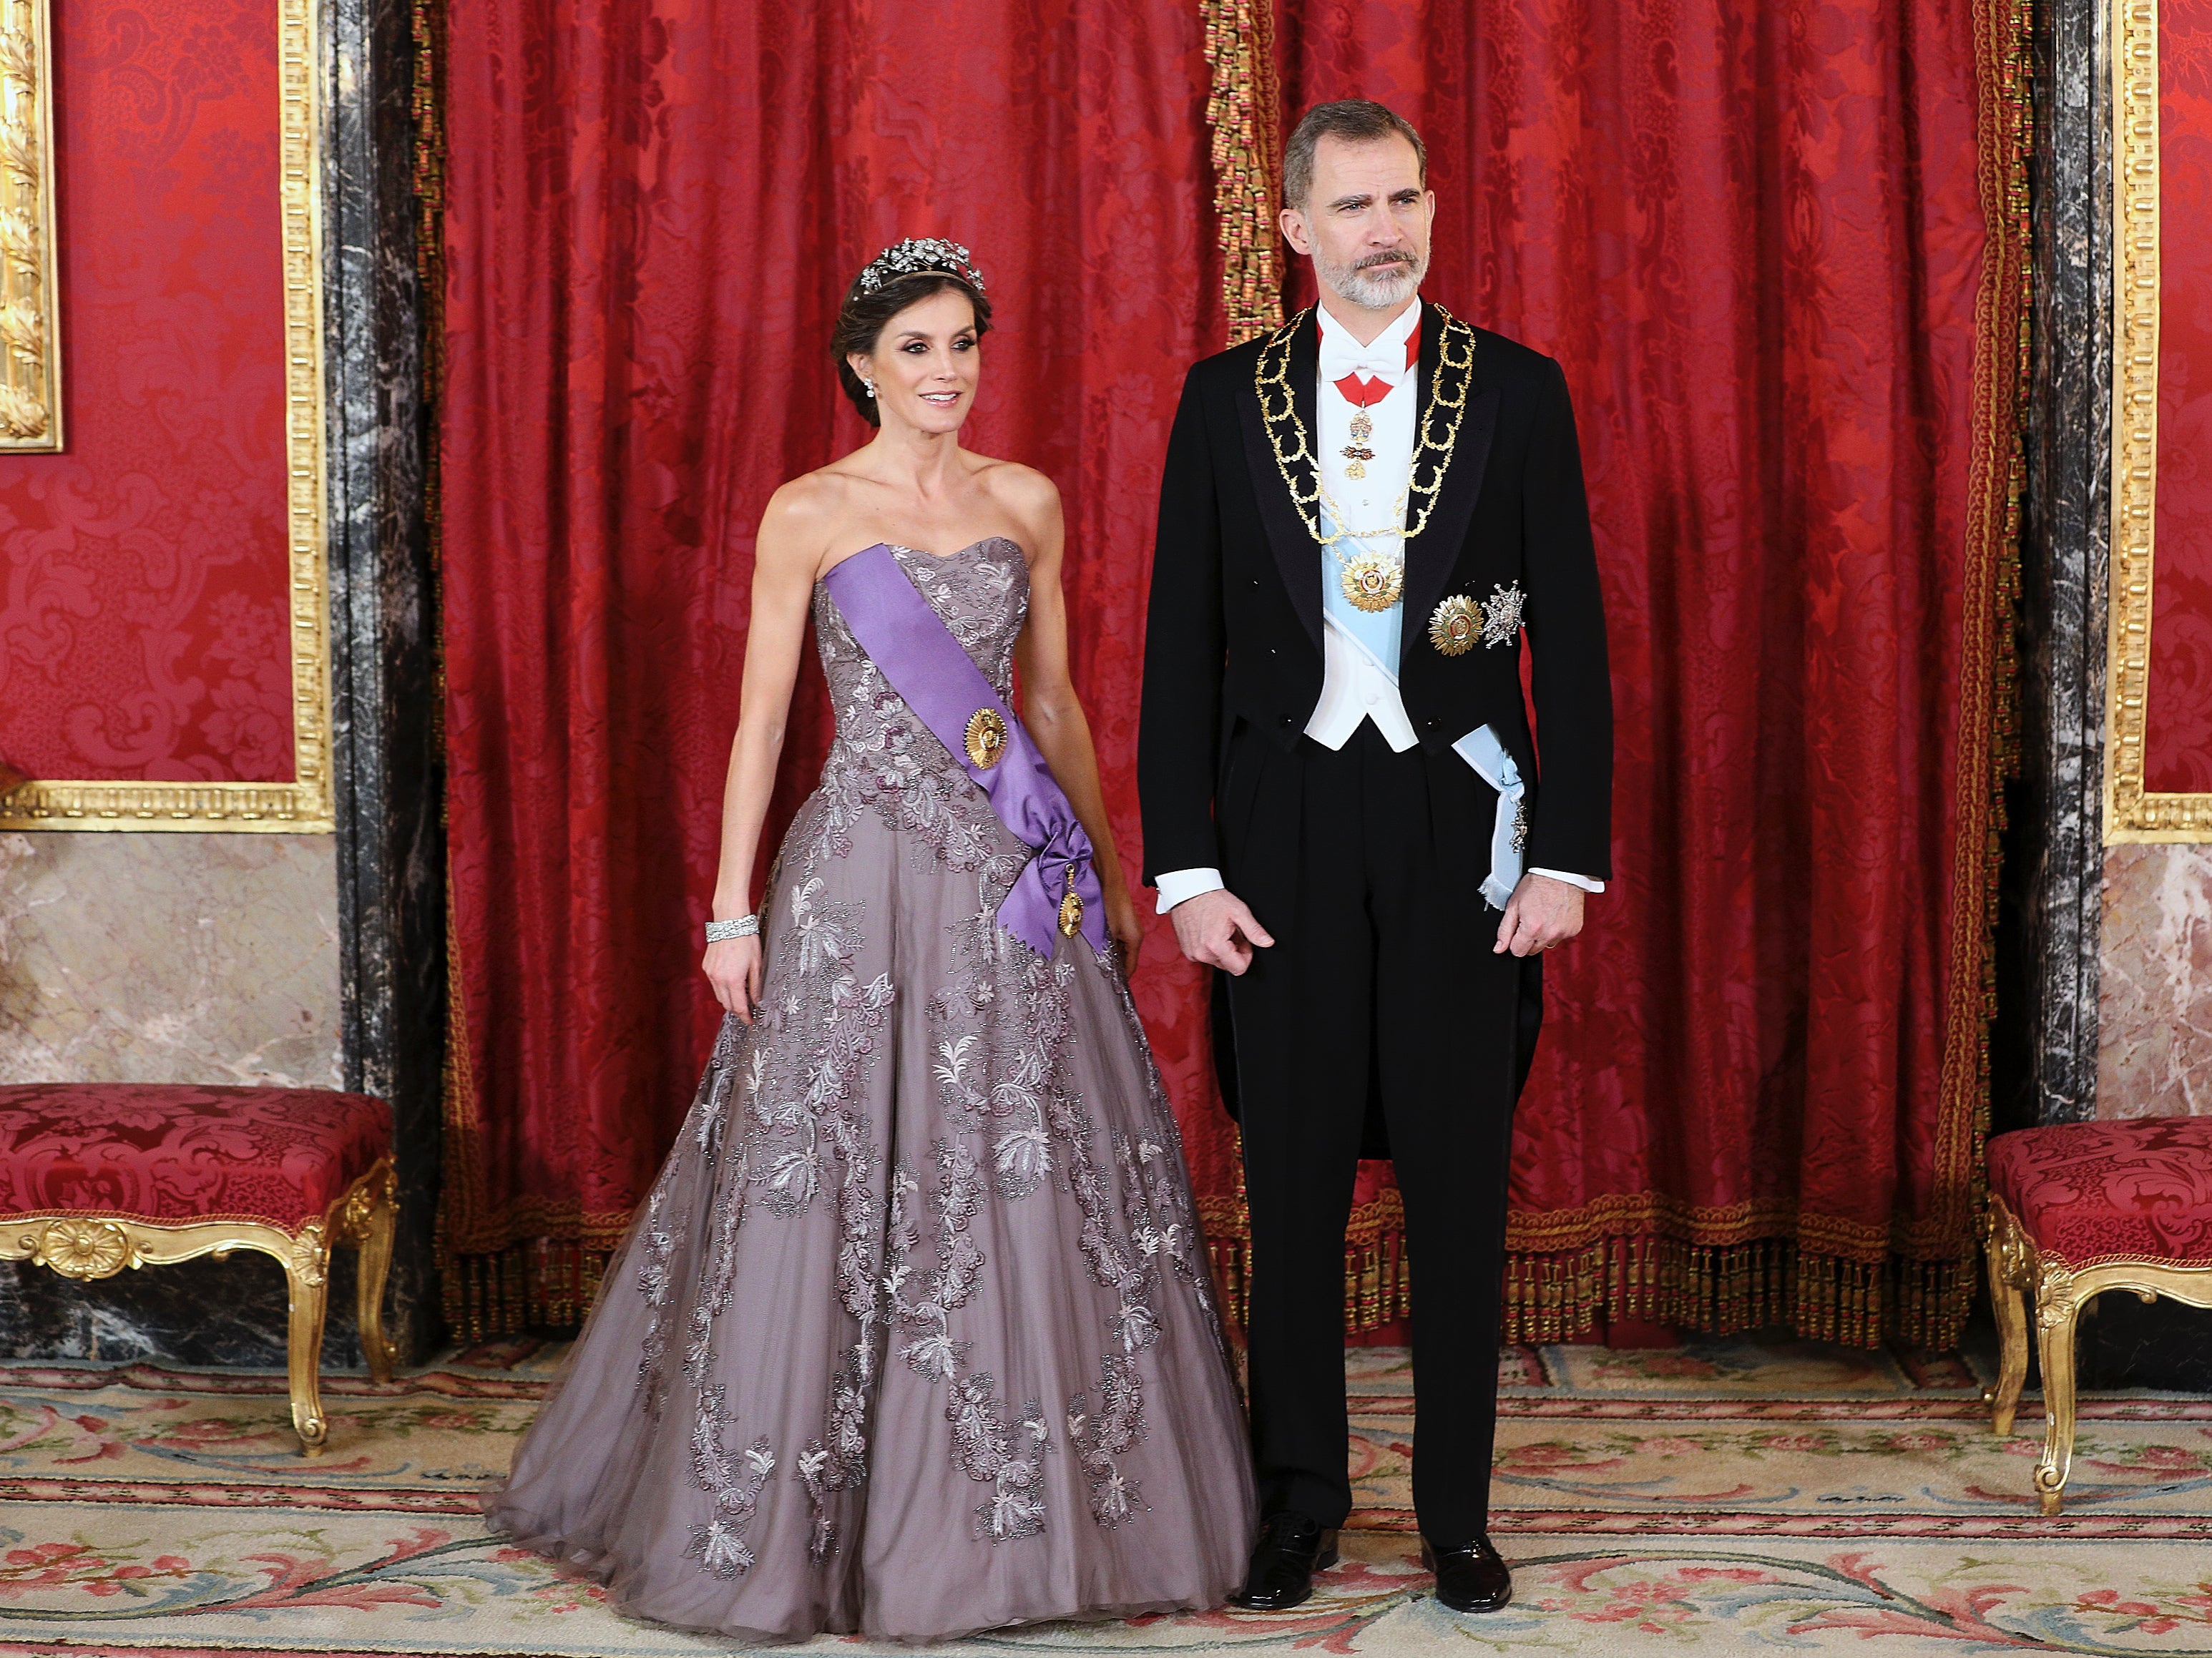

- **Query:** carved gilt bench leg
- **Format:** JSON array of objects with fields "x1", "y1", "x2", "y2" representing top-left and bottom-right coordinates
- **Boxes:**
[
  {"x1": 2031, "y1": 1256, "x2": 2082, "y2": 1516},
  {"x1": 284, "y1": 1157, "x2": 403, "y2": 1450},
  {"x1": 280, "y1": 1220, "x2": 334, "y2": 1456},
  {"x1": 337, "y1": 1159, "x2": 399, "y2": 1385},
  {"x1": 1982, "y1": 1200, "x2": 2031, "y2": 1438},
  {"x1": 2027, "y1": 1262, "x2": 2212, "y2": 1519}
]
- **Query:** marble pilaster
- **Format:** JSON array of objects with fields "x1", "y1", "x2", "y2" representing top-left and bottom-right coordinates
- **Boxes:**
[
  {"x1": 1997, "y1": 0, "x2": 2109, "y2": 1129},
  {"x1": 2096, "y1": 843, "x2": 2212, "y2": 1117},
  {"x1": 0, "y1": 833, "x2": 343, "y2": 1086}
]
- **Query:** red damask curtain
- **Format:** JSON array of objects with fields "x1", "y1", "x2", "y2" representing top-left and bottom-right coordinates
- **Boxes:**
[
  {"x1": 438, "y1": 0, "x2": 2022, "y2": 1348},
  {"x1": 436, "y1": 0, "x2": 1237, "y2": 1330}
]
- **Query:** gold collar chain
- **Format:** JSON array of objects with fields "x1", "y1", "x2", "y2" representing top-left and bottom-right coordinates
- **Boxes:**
[
  {"x1": 1313, "y1": 475, "x2": 1410, "y2": 557},
  {"x1": 1255, "y1": 305, "x2": 1479, "y2": 549}
]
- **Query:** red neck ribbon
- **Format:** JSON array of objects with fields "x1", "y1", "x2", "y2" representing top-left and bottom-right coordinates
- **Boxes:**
[{"x1": 1331, "y1": 321, "x2": 1422, "y2": 408}]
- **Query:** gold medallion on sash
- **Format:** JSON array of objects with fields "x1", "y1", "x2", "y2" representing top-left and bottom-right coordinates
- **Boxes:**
[
  {"x1": 1058, "y1": 864, "x2": 1085, "y2": 938},
  {"x1": 964, "y1": 708, "x2": 1009, "y2": 768},
  {"x1": 1341, "y1": 556, "x2": 1404, "y2": 612}
]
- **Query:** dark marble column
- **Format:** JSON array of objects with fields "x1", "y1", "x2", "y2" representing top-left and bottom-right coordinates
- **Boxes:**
[
  {"x1": 1995, "y1": 0, "x2": 2108, "y2": 1132},
  {"x1": 325, "y1": 0, "x2": 444, "y2": 1360}
]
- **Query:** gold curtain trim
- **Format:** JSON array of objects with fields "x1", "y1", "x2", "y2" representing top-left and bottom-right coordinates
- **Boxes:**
[
  {"x1": 1200, "y1": 0, "x2": 1281, "y2": 344},
  {"x1": 1913, "y1": 0, "x2": 2032, "y2": 1289}
]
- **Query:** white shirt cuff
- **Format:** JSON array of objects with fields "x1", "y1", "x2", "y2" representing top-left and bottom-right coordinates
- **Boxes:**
[
  {"x1": 1153, "y1": 868, "x2": 1225, "y2": 913},
  {"x1": 1528, "y1": 867, "x2": 1606, "y2": 893}
]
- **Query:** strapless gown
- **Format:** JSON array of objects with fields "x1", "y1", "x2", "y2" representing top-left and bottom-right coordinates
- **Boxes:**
[{"x1": 485, "y1": 538, "x2": 1257, "y2": 1642}]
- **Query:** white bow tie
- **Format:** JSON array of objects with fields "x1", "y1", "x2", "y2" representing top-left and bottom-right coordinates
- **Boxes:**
[{"x1": 1318, "y1": 335, "x2": 1411, "y2": 388}]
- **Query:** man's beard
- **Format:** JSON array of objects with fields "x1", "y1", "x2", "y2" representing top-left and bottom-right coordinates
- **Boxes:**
[{"x1": 1314, "y1": 243, "x2": 1427, "y2": 309}]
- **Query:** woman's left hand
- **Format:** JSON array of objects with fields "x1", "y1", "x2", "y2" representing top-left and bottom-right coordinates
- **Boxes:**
[{"x1": 1105, "y1": 883, "x2": 1145, "y2": 971}]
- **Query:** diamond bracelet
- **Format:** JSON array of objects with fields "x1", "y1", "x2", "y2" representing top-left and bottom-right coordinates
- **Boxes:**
[{"x1": 704, "y1": 915, "x2": 759, "y2": 943}]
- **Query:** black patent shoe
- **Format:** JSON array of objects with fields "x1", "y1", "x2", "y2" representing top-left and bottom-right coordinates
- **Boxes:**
[
  {"x1": 1229, "y1": 1512, "x2": 1341, "y2": 1611},
  {"x1": 1421, "y1": 1534, "x2": 1513, "y2": 1613}
]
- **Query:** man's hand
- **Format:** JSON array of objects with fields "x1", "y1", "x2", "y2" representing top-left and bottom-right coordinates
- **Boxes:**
[
  {"x1": 1170, "y1": 888, "x2": 1275, "y2": 975},
  {"x1": 1494, "y1": 872, "x2": 1585, "y2": 957}
]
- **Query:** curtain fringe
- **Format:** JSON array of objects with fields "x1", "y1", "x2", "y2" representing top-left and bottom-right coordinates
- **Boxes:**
[
  {"x1": 448, "y1": 1227, "x2": 1971, "y2": 1350},
  {"x1": 1206, "y1": 1228, "x2": 1973, "y2": 1350},
  {"x1": 443, "y1": 1240, "x2": 611, "y2": 1341}
]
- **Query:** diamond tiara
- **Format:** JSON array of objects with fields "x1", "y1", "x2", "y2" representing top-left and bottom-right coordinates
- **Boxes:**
[{"x1": 854, "y1": 237, "x2": 987, "y2": 296}]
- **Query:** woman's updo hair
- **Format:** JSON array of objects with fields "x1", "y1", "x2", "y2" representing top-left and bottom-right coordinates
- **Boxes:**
[{"x1": 833, "y1": 244, "x2": 992, "y2": 427}]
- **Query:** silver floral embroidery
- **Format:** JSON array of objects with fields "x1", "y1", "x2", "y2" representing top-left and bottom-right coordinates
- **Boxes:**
[
  {"x1": 653, "y1": 827, "x2": 896, "y2": 1578},
  {"x1": 801, "y1": 542, "x2": 1025, "y2": 880},
  {"x1": 1108, "y1": 966, "x2": 1226, "y2": 1350},
  {"x1": 795, "y1": 1103, "x2": 887, "y2": 1561},
  {"x1": 687, "y1": 1386, "x2": 774, "y2": 1578},
  {"x1": 1067, "y1": 1354, "x2": 1146, "y2": 1526}
]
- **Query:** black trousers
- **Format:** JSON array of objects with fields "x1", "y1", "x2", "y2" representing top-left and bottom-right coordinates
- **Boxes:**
[{"x1": 1220, "y1": 720, "x2": 1523, "y2": 1549}]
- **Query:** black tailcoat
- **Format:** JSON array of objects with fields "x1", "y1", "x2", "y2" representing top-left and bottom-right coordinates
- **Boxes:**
[
  {"x1": 1136, "y1": 300, "x2": 1613, "y2": 1544},
  {"x1": 1138, "y1": 300, "x2": 1612, "y2": 890}
]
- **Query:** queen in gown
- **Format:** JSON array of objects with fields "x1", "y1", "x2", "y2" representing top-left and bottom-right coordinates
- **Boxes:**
[{"x1": 484, "y1": 240, "x2": 1258, "y2": 1641}]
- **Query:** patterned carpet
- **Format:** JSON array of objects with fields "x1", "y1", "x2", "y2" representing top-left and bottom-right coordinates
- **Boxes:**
[{"x1": 1, "y1": 1336, "x2": 2208, "y2": 1657}]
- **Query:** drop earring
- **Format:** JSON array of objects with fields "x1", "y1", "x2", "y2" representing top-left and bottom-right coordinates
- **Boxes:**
[{"x1": 861, "y1": 376, "x2": 876, "y2": 398}]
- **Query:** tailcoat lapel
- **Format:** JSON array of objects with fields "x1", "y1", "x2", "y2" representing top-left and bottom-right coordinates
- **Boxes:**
[
  {"x1": 1236, "y1": 310, "x2": 1326, "y2": 652},
  {"x1": 1399, "y1": 300, "x2": 1499, "y2": 654}
]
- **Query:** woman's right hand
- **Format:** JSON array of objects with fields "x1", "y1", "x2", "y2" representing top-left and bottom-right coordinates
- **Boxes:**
[{"x1": 705, "y1": 936, "x2": 764, "y2": 1024}]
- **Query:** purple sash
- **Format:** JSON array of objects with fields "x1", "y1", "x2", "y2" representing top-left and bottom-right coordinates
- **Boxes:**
[{"x1": 823, "y1": 544, "x2": 1108, "y2": 959}]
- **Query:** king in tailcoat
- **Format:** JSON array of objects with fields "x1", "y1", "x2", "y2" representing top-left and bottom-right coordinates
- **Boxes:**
[{"x1": 1139, "y1": 297, "x2": 1612, "y2": 1576}]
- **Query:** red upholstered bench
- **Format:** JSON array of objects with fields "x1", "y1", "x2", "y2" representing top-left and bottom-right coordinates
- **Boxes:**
[
  {"x1": 1983, "y1": 1116, "x2": 2212, "y2": 1513},
  {"x1": 0, "y1": 1084, "x2": 398, "y2": 1453}
]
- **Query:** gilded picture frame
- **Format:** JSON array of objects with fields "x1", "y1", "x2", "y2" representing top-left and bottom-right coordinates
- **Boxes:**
[
  {"x1": 2107, "y1": 0, "x2": 2212, "y2": 840},
  {"x1": 0, "y1": 0, "x2": 59, "y2": 451},
  {"x1": 0, "y1": 0, "x2": 333, "y2": 832}
]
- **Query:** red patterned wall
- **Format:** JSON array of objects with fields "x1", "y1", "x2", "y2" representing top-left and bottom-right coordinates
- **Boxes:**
[
  {"x1": 0, "y1": 0, "x2": 295, "y2": 786},
  {"x1": 2150, "y1": 0, "x2": 2212, "y2": 791}
]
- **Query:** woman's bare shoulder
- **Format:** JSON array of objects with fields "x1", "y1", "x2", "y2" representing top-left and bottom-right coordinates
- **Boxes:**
[
  {"x1": 762, "y1": 467, "x2": 859, "y2": 528},
  {"x1": 971, "y1": 455, "x2": 1058, "y2": 508},
  {"x1": 970, "y1": 457, "x2": 1061, "y2": 550},
  {"x1": 758, "y1": 468, "x2": 871, "y2": 572}
]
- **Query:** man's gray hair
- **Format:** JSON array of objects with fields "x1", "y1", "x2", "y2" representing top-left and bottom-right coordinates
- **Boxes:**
[{"x1": 1282, "y1": 99, "x2": 1428, "y2": 212}]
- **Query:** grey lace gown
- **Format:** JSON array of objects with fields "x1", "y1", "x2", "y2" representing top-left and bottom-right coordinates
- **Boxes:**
[{"x1": 486, "y1": 539, "x2": 1258, "y2": 1642}]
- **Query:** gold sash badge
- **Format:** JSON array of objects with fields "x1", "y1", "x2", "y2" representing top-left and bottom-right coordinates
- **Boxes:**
[
  {"x1": 964, "y1": 708, "x2": 1009, "y2": 769},
  {"x1": 1058, "y1": 864, "x2": 1085, "y2": 938}
]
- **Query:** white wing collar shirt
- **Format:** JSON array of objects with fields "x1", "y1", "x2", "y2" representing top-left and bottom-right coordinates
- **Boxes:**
[
  {"x1": 1153, "y1": 299, "x2": 1603, "y2": 913},
  {"x1": 1304, "y1": 298, "x2": 1422, "y2": 751}
]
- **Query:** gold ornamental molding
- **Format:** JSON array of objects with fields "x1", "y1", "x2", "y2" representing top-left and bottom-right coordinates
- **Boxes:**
[
  {"x1": 0, "y1": 0, "x2": 333, "y2": 832},
  {"x1": 0, "y1": 0, "x2": 59, "y2": 450},
  {"x1": 2106, "y1": 0, "x2": 2212, "y2": 840}
]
